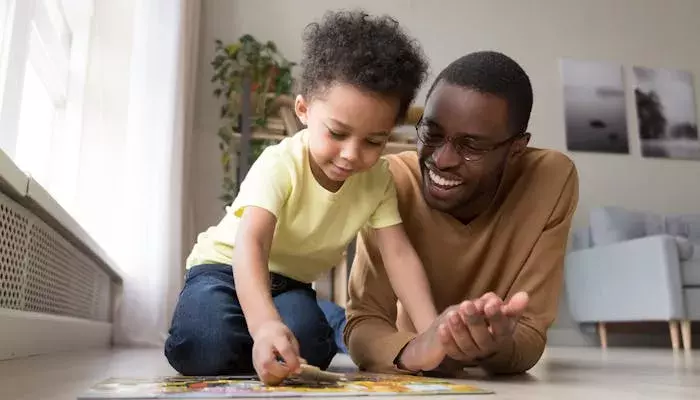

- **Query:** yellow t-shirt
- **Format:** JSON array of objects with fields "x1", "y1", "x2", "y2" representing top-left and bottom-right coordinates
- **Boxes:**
[{"x1": 186, "y1": 129, "x2": 402, "y2": 283}]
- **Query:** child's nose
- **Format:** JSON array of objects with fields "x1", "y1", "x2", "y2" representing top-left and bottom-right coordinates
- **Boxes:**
[{"x1": 340, "y1": 144, "x2": 360, "y2": 162}]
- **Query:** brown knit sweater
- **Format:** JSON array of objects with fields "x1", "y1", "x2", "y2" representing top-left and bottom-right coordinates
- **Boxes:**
[{"x1": 344, "y1": 148, "x2": 579, "y2": 374}]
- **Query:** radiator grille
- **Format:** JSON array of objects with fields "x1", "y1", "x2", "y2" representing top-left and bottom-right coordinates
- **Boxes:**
[
  {"x1": 0, "y1": 202, "x2": 30, "y2": 310},
  {"x1": 0, "y1": 191, "x2": 111, "y2": 321}
]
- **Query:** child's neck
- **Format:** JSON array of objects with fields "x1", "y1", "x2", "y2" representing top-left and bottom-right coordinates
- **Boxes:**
[{"x1": 309, "y1": 155, "x2": 344, "y2": 193}]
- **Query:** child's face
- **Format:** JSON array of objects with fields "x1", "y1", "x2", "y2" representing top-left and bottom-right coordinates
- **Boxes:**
[{"x1": 295, "y1": 83, "x2": 399, "y2": 190}]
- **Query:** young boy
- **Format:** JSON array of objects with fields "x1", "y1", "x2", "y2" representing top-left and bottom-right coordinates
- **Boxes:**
[{"x1": 165, "y1": 10, "x2": 435, "y2": 385}]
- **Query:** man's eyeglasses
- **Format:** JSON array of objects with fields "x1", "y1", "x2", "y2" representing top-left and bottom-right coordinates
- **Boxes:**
[{"x1": 415, "y1": 117, "x2": 528, "y2": 161}]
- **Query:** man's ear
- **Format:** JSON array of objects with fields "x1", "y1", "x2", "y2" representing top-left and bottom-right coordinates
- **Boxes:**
[
  {"x1": 294, "y1": 94, "x2": 309, "y2": 126},
  {"x1": 510, "y1": 132, "x2": 531, "y2": 157}
]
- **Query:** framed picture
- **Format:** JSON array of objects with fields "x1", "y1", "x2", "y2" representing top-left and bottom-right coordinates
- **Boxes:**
[
  {"x1": 560, "y1": 59, "x2": 629, "y2": 154},
  {"x1": 633, "y1": 67, "x2": 699, "y2": 160}
]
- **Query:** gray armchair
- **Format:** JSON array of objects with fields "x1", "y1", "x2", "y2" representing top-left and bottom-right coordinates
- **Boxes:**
[{"x1": 565, "y1": 207, "x2": 700, "y2": 350}]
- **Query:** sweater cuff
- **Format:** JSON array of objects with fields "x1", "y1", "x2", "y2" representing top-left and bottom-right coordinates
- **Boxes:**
[
  {"x1": 477, "y1": 338, "x2": 516, "y2": 373},
  {"x1": 366, "y1": 331, "x2": 417, "y2": 373}
]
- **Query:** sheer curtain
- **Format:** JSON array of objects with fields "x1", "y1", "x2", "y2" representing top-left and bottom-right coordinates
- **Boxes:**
[{"x1": 76, "y1": 0, "x2": 200, "y2": 346}]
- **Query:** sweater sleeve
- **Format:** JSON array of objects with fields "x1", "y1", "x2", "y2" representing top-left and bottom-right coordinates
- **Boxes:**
[
  {"x1": 343, "y1": 226, "x2": 417, "y2": 373},
  {"x1": 478, "y1": 164, "x2": 579, "y2": 374}
]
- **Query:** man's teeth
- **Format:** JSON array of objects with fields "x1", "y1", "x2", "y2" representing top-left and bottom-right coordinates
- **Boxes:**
[{"x1": 429, "y1": 170, "x2": 462, "y2": 187}]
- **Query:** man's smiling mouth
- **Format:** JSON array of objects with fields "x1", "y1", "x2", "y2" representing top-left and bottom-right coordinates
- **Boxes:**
[{"x1": 428, "y1": 169, "x2": 463, "y2": 189}]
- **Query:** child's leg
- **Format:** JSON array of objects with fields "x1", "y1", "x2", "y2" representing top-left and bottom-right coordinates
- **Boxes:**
[
  {"x1": 164, "y1": 264, "x2": 254, "y2": 375},
  {"x1": 317, "y1": 299, "x2": 348, "y2": 354},
  {"x1": 271, "y1": 275, "x2": 338, "y2": 369}
]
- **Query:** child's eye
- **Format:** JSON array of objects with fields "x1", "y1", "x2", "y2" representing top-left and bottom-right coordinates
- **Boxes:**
[
  {"x1": 329, "y1": 130, "x2": 347, "y2": 140},
  {"x1": 365, "y1": 139, "x2": 385, "y2": 147}
]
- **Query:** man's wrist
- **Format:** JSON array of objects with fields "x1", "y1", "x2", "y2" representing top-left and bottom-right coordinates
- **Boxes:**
[
  {"x1": 394, "y1": 341, "x2": 422, "y2": 373},
  {"x1": 475, "y1": 337, "x2": 516, "y2": 370}
]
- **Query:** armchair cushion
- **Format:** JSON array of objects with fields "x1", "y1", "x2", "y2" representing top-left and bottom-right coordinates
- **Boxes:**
[
  {"x1": 666, "y1": 214, "x2": 700, "y2": 243},
  {"x1": 589, "y1": 206, "x2": 664, "y2": 247},
  {"x1": 682, "y1": 245, "x2": 700, "y2": 286},
  {"x1": 675, "y1": 236, "x2": 695, "y2": 261},
  {"x1": 570, "y1": 226, "x2": 592, "y2": 251}
]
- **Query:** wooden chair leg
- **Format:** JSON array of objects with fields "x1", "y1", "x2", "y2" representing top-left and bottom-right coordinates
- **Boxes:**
[
  {"x1": 681, "y1": 320, "x2": 692, "y2": 351},
  {"x1": 598, "y1": 322, "x2": 608, "y2": 349},
  {"x1": 669, "y1": 320, "x2": 680, "y2": 350}
]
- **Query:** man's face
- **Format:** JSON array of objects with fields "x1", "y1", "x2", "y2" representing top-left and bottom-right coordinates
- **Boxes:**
[{"x1": 417, "y1": 82, "x2": 527, "y2": 215}]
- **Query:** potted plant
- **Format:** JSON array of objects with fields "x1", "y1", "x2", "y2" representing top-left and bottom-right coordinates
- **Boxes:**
[{"x1": 210, "y1": 34, "x2": 296, "y2": 205}]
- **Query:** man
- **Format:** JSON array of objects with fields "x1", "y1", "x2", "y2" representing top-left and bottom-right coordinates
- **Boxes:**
[{"x1": 342, "y1": 51, "x2": 579, "y2": 375}]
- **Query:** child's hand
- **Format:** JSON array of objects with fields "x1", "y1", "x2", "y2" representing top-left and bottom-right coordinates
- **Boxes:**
[{"x1": 252, "y1": 320, "x2": 301, "y2": 385}]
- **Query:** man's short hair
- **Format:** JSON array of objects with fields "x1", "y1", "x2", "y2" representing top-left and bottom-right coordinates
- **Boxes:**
[{"x1": 426, "y1": 51, "x2": 533, "y2": 134}]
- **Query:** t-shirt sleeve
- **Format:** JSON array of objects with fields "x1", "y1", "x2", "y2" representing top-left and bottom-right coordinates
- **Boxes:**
[
  {"x1": 231, "y1": 147, "x2": 292, "y2": 219},
  {"x1": 367, "y1": 160, "x2": 402, "y2": 229}
]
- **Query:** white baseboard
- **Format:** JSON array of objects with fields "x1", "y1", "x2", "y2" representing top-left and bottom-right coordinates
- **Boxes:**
[{"x1": 0, "y1": 309, "x2": 112, "y2": 360}]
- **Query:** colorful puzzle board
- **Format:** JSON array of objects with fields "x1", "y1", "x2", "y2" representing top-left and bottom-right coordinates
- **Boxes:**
[{"x1": 78, "y1": 372, "x2": 493, "y2": 398}]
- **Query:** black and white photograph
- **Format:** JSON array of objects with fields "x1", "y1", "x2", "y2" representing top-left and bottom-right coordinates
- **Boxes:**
[
  {"x1": 633, "y1": 66, "x2": 699, "y2": 160},
  {"x1": 560, "y1": 59, "x2": 629, "y2": 154}
]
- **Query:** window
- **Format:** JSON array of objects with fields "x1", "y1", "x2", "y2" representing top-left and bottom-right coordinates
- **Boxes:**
[
  {"x1": 15, "y1": 0, "x2": 72, "y2": 186},
  {"x1": 0, "y1": 0, "x2": 92, "y2": 209},
  {"x1": 0, "y1": 1, "x2": 10, "y2": 53}
]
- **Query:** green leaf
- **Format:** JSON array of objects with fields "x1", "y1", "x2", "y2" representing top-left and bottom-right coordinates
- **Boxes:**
[
  {"x1": 213, "y1": 88, "x2": 222, "y2": 98},
  {"x1": 217, "y1": 126, "x2": 232, "y2": 142},
  {"x1": 225, "y1": 42, "x2": 241, "y2": 55},
  {"x1": 219, "y1": 194, "x2": 234, "y2": 205},
  {"x1": 221, "y1": 151, "x2": 231, "y2": 167}
]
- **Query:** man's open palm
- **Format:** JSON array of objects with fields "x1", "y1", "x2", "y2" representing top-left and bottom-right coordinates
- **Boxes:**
[{"x1": 438, "y1": 292, "x2": 529, "y2": 363}]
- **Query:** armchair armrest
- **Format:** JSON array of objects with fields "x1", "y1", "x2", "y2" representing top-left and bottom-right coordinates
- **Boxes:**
[{"x1": 564, "y1": 234, "x2": 685, "y2": 323}]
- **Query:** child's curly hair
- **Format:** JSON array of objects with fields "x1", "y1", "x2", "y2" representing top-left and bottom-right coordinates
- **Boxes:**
[{"x1": 300, "y1": 9, "x2": 428, "y2": 122}]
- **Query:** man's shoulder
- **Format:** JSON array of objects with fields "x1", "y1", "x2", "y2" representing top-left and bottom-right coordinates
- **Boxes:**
[
  {"x1": 383, "y1": 151, "x2": 421, "y2": 183},
  {"x1": 507, "y1": 147, "x2": 578, "y2": 213},
  {"x1": 521, "y1": 147, "x2": 575, "y2": 171},
  {"x1": 518, "y1": 147, "x2": 577, "y2": 185}
]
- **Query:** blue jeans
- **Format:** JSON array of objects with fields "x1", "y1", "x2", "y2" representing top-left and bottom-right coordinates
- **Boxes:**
[{"x1": 164, "y1": 264, "x2": 346, "y2": 376}]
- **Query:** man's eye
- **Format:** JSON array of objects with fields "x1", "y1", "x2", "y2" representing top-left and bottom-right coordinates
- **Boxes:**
[{"x1": 460, "y1": 141, "x2": 490, "y2": 153}]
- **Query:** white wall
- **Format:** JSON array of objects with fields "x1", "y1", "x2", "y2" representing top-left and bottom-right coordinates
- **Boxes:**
[{"x1": 192, "y1": 0, "x2": 700, "y2": 342}]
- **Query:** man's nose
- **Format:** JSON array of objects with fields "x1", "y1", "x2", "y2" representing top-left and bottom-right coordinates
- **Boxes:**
[{"x1": 432, "y1": 141, "x2": 461, "y2": 169}]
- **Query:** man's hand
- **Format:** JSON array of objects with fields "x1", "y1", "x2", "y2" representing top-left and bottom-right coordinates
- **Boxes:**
[
  {"x1": 252, "y1": 321, "x2": 302, "y2": 386},
  {"x1": 438, "y1": 292, "x2": 528, "y2": 363},
  {"x1": 397, "y1": 292, "x2": 529, "y2": 372}
]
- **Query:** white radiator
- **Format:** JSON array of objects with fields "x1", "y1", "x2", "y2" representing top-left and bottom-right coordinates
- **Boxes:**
[{"x1": 0, "y1": 188, "x2": 116, "y2": 360}]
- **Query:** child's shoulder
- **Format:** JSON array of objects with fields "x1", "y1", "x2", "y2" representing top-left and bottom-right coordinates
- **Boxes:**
[{"x1": 255, "y1": 130, "x2": 307, "y2": 166}]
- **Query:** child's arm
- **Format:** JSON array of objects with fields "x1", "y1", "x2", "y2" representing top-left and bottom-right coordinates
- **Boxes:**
[
  {"x1": 233, "y1": 206, "x2": 301, "y2": 382},
  {"x1": 233, "y1": 206, "x2": 281, "y2": 333},
  {"x1": 373, "y1": 223, "x2": 438, "y2": 333}
]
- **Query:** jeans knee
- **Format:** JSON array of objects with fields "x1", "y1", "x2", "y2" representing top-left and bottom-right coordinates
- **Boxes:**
[
  {"x1": 303, "y1": 339, "x2": 337, "y2": 370},
  {"x1": 164, "y1": 327, "x2": 253, "y2": 376},
  {"x1": 286, "y1": 316, "x2": 337, "y2": 369}
]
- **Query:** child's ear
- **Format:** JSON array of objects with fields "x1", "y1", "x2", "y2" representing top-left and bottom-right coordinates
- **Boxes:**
[{"x1": 294, "y1": 94, "x2": 309, "y2": 126}]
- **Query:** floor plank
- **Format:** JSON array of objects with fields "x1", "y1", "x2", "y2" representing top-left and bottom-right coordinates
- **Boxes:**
[{"x1": 0, "y1": 346, "x2": 697, "y2": 399}]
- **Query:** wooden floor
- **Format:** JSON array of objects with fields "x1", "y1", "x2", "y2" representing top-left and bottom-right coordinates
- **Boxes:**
[{"x1": 0, "y1": 346, "x2": 698, "y2": 399}]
